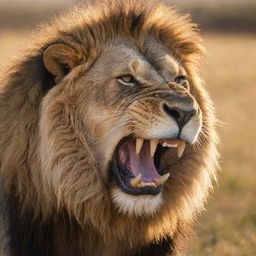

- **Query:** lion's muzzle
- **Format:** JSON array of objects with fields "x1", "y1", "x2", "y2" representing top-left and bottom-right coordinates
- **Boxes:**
[{"x1": 110, "y1": 87, "x2": 202, "y2": 198}]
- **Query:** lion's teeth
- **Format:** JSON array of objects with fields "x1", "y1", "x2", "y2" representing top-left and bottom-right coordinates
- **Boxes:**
[
  {"x1": 150, "y1": 139, "x2": 158, "y2": 157},
  {"x1": 177, "y1": 141, "x2": 186, "y2": 158},
  {"x1": 162, "y1": 142, "x2": 178, "y2": 148},
  {"x1": 136, "y1": 138, "x2": 144, "y2": 154},
  {"x1": 130, "y1": 174, "x2": 142, "y2": 187},
  {"x1": 154, "y1": 173, "x2": 170, "y2": 186},
  {"x1": 138, "y1": 182, "x2": 156, "y2": 188}
]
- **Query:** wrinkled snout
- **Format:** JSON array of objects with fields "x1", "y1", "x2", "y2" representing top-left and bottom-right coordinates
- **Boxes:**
[
  {"x1": 128, "y1": 86, "x2": 202, "y2": 144},
  {"x1": 160, "y1": 86, "x2": 201, "y2": 139}
]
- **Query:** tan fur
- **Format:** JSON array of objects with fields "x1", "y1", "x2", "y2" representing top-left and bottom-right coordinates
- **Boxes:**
[{"x1": 0, "y1": 0, "x2": 218, "y2": 255}]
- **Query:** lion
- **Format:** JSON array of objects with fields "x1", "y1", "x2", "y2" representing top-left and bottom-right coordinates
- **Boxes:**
[{"x1": 0, "y1": 0, "x2": 219, "y2": 255}]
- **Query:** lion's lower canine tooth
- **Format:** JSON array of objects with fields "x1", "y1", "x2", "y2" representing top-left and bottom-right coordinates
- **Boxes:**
[
  {"x1": 130, "y1": 174, "x2": 142, "y2": 187},
  {"x1": 150, "y1": 139, "x2": 158, "y2": 157},
  {"x1": 177, "y1": 141, "x2": 186, "y2": 158},
  {"x1": 155, "y1": 173, "x2": 170, "y2": 186},
  {"x1": 136, "y1": 138, "x2": 144, "y2": 154}
]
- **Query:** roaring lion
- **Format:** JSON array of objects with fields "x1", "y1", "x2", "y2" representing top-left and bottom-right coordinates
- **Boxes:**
[{"x1": 0, "y1": 0, "x2": 218, "y2": 255}]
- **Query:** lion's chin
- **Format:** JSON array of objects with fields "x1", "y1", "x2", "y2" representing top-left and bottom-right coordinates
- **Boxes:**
[{"x1": 111, "y1": 187, "x2": 163, "y2": 217}]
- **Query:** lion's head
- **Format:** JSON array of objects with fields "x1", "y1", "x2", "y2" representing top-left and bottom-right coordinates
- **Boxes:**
[{"x1": 0, "y1": 0, "x2": 218, "y2": 253}]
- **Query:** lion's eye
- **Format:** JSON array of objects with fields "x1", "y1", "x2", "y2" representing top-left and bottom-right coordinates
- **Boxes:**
[
  {"x1": 118, "y1": 75, "x2": 137, "y2": 85},
  {"x1": 174, "y1": 75, "x2": 187, "y2": 85}
]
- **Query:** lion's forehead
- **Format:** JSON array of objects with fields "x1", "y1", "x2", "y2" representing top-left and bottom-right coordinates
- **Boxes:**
[{"x1": 94, "y1": 40, "x2": 182, "y2": 85}]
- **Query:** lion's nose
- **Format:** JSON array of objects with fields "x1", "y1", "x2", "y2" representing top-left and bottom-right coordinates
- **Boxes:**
[{"x1": 162, "y1": 103, "x2": 196, "y2": 129}]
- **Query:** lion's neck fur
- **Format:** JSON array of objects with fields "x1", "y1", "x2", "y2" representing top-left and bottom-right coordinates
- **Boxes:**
[{"x1": 4, "y1": 191, "x2": 181, "y2": 256}]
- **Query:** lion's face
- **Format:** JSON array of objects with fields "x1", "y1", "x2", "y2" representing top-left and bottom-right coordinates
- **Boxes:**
[{"x1": 50, "y1": 39, "x2": 202, "y2": 216}]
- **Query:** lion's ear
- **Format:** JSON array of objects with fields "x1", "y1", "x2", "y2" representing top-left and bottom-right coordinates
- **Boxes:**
[{"x1": 43, "y1": 44, "x2": 79, "y2": 79}]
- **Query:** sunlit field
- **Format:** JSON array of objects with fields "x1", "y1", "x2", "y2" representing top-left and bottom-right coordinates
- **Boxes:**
[
  {"x1": 0, "y1": 29, "x2": 255, "y2": 255},
  {"x1": 191, "y1": 33, "x2": 256, "y2": 256}
]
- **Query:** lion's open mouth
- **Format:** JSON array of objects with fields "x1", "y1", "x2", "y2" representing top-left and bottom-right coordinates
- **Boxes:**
[{"x1": 111, "y1": 136, "x2": 186, "y2": 195}]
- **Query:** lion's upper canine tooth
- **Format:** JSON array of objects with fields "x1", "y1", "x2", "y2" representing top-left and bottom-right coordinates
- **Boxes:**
[
  {"x1": 150, "y1": 139, "x2": 158, "y2": 157},
  {"x1": 136, "y1": 138, "x2": 144, "y2": 154},
  {"x1": 177, "y1": 141, "x2": 186, "y2": 158},
  {"x1": 155, "y1": 173, "x2": 170, "y2": 186},
  {"x1": 130, "y1": 174, "x2": 142, "y2": 187}
]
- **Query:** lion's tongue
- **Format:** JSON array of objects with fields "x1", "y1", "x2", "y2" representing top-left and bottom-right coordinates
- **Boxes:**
[{"x1": 118, "y1": 140, "x2": 161, "y2": 183}]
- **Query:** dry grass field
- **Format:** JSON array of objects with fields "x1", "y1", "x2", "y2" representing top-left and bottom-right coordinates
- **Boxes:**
[
  {"x1": 190, "y1": 33, "x2": 256, "y2": 256},
  {"x1": 0, "y1": 19, "x2": 256, "y2": 256}
]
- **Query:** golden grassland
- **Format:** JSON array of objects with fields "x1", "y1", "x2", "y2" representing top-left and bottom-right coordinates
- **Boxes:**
[
  {"x1": 0, "y1": 30, "x2": 255, "y2": 255},
  {"x1": 190, "y1": 33, "x2": 256, "y2": 256}
]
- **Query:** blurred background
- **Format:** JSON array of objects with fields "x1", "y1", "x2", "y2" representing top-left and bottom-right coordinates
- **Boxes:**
[{"x1": 0, "y1": 0, "x2": 255, "y2": 255}]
